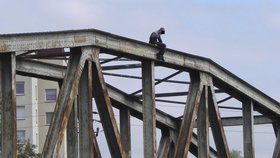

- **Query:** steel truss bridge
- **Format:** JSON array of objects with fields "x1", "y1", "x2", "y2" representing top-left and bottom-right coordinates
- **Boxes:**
[{"x1": 0, "y1": 29, "x2": 280, "y2": 158}]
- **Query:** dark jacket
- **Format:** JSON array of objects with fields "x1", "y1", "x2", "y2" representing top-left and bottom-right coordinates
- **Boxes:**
[{"x1": 149, "y1": 30, "x2": 163, "y2": 44}]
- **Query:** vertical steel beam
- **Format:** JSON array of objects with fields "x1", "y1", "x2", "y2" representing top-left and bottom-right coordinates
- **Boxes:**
[
  {"x1": 91, "y1": 48, "x2": 126, "y2": 158},
  {"x1": 243, "y1": 100, "x2": 255, "y2": 158},
  {"x1": 67, "y1": 97, "x2": 78, "y2": 158},
  {"x1": 208, "y1": 85, "x2": 231, "y2": 158},
  {"x1": 42, "y1": 47, "x2": 91, "y2": 157},
  {"x1": 79, "y1": 61, "x2": 94, "y2": 157},
  {"x1": 197, "y1": 86, "x2": 209, "y2": 158},
  {"x1": 120, "y1": 108, "x2": 131, "y2": 158},
  {"x1": 174, "y1": 72, "x2": 203, "y2": 158},
  {"x1": 142, "y1": 60, "x2": 156, "y2": 158},
  {"x1": 0, "y1": 52, "x2": 17, "y2": 158},
  {"x1": 273, "y1": 126, "x2": 280, "y2": 158}
]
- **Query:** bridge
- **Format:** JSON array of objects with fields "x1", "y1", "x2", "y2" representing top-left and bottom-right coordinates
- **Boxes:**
[{"x1": 0, "y1": 29, "x2": 280, "y2": 157}]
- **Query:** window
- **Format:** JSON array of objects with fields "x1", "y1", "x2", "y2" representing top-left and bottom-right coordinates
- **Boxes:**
[
  {"x1": 17, "y1": 130, "x2": 26, "y2": 144},
  {"x1": 16, "y1": 106, "x2": 25, "y2": 120},
  {"x1": 45, "y1": 89, "x2": 57, "y2": 102},
  {"x1": 16, "y1": 81, "x2": 25, "y2": 96},
  {"x1": 46, "y1": 112, "x2": 53, "y2": 125}
]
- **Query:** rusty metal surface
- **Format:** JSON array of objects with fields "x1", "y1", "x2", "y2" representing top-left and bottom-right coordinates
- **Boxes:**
[
  {"x1": 174, "y1": 72, "x2": 204, "y2": 158},
  {"x1": 91, "y1": 47, "x2": 126, "y2": 158},
  {"x1": 78, "y1": 61, "x2": 94, "y2": 157},
  {"x1": 208, "y1": 85, "x2": 231, "y2": 158},
  {"x1": 67, "y1": 97, "x2": 78, "y2": 158},
  {"x1": 42, "y1": 48, "x2": 91, "y2": 157}
]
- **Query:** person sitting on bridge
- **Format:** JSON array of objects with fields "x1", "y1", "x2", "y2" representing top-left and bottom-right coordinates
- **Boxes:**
[{"x1": 149, "y1": 27, "x2": 166, "y2": 61}]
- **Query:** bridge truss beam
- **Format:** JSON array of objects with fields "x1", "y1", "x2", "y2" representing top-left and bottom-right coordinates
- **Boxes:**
[{"x1": 0, "y1": 29, "x2": 280, "y2": 157}]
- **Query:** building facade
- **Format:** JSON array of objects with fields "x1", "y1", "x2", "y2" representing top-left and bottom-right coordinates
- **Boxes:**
[{"x1": 16, "y1": 59, "x2": 66, "y2": 157}]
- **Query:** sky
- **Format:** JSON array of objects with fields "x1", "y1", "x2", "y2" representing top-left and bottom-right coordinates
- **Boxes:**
[{"x1": 1, "y1": 0, "x2": 280, "y2": 157}]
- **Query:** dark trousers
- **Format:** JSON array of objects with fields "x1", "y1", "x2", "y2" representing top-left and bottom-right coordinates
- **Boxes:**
[{"x1": 155, "y1": 42, "x2": 166, "y2": 56}]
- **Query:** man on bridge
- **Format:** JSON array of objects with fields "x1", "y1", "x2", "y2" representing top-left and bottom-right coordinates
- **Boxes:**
[{"x1": 149, "y1": 27, "x2": 166, "y2": 61}]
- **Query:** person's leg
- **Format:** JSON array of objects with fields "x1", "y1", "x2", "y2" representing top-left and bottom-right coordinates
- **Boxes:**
[{"x1": 156, "y1": 42, "x2": 166, "y2": 61}]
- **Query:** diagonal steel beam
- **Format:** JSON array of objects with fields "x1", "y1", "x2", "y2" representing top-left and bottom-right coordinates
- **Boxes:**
[
  {"x1": 157, "y1": 129, "x2": 172, "y2": 157},
  {"x1": 14, "y1": 59, "x2": 218, "y2": 157},
  {"x1": 0, "y1": 52, "x2": 17, "y2": 158},
  {"x1": 130, "y1": 70, "x2": 183, "y2": 95},
  {"x1": 208, "y1": 85, "x2": 231, "y2": 158},
  {"x1": 174, "y1": 72, "x2": 204, "y2": 158},
  {"x1": 108, "y1": 85, "x2": 218, "y2": 158},
  {"x1": 90, "y1": 47, "x2": 126, "y2": 158},
  {"x1": 42, "y1": 47, "x2": 91, "y2": 158},
  {"x1": 15, "y1": 60, "x2": 274, "y2": 127}
]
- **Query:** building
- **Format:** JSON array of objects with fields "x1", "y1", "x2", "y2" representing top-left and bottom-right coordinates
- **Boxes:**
[{"x1": 16, "y1": 51, "x2": 67, "y2": 157}]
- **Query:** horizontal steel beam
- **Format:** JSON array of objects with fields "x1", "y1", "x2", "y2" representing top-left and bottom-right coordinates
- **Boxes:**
[
  {"x1": 1, "y1": 29, "x2": 278, "y2": 117},
  {"x1": 16, "y1": 59, "x2": 66, "y2": 81},
  {"x1": 221, "y1": 115, "x2": 272, "y2": 127},
  {"x1": 193, "y1": 115, "x2": 272, "y2": 128}
]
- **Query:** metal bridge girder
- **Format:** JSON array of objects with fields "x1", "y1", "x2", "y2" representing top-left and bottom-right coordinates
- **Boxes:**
[
  {"x1": 42, "y1": 47, "x2": 92, "y2": 157},
  {"x1": 2, "y1": 29, "x2": 280, "y2": 158},
  {"x1": 0, "y1": 52, "x2": 17, "y2": 158}
]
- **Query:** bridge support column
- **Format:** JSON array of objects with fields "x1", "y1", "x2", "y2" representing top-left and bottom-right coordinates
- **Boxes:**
[
  {"x1": 79, "y1": 60, "x2": 94, "y2": 157},
  {"x1": 120, "y1": 107, "x2": 131, "y2": 158},
  {"x1": 0, "y1": 52, "x2": 17, "y2": 158},
  {"x1": 142, "y1": 60, "x2": 156, "y2": 158},
  {"x1": 197, "y1": 86, "x2": 209, "y2": 158},
  {"x1": 243, "y1": 100, "x2": 255, "y2": 158}
]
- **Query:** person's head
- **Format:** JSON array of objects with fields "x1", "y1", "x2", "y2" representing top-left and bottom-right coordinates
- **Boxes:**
[{"x1": 159, "y1": 27, "x2": 165, "y2": 34}]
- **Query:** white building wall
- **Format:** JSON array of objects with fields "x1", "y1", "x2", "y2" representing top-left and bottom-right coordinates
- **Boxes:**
[
  {"x1": 16, "y1": 59, "x2": 67, "y2": 157},
  {"x1": 31, "y1": 78, "x2": 39, "y2": 152}
]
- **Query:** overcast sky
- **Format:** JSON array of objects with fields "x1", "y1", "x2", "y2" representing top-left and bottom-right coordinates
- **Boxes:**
[{"x1": 1, "y1": 1, "x2": 280, "y2": 157}]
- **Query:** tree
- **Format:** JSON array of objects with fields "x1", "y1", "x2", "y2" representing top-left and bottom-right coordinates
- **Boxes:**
[
  {"x1": 230, "y1": 149, "x2": 243, "y2": 158},
  {"x1": 17, "y1": 139, "x2": 41, "y2": 158}
]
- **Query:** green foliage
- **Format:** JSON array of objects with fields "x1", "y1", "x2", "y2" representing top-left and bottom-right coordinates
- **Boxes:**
[
  {"x1": 17, "y1": 139, "x2": 41, "y2": 158},
  {"x1": 230, "y1": 149, "x2": 243, "y2": 158}
]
